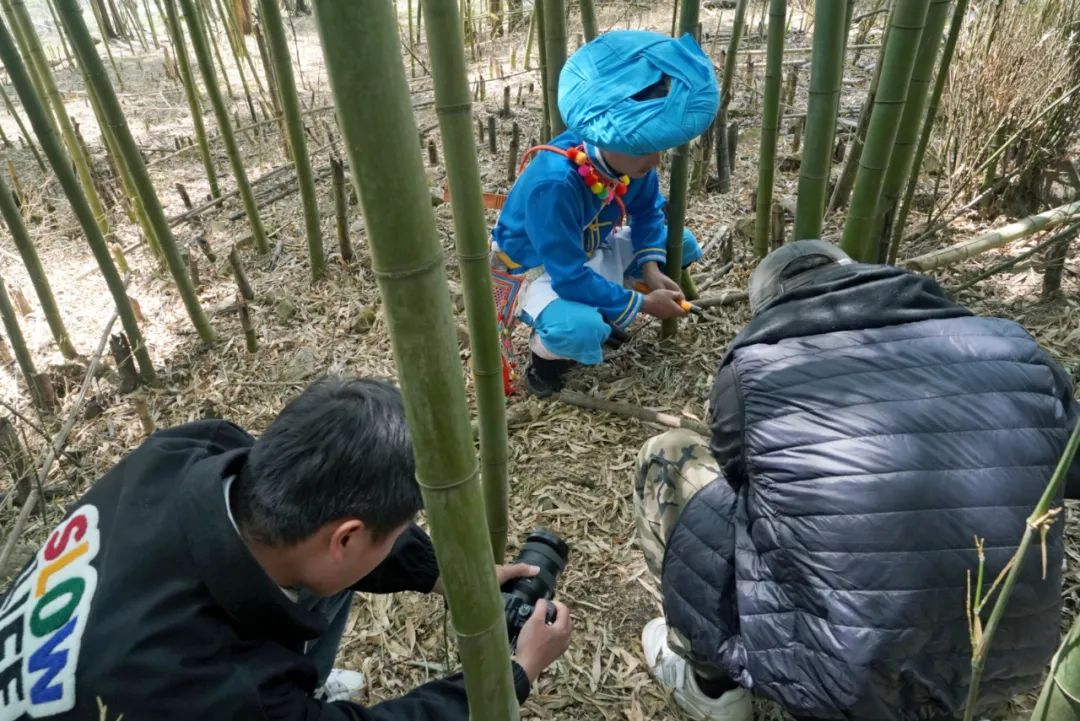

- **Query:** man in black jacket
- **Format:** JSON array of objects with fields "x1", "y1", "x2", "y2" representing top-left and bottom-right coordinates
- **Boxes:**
[
  {"x1": 0, "y1": 376, "x2": 570, "y2": 720},
  {"x1": 635, "y1": 241, "x2": 1079, "y2": 721}
]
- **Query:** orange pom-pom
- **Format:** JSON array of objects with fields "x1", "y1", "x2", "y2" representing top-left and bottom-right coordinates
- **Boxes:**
[{"x1": 575, "y1": 152, "x2": 588, "y2": 165}]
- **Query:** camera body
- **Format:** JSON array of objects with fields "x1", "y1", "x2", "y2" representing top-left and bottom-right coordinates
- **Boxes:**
[{"x1": 500, "y1": 529, "x2": 569, "y2": 649}]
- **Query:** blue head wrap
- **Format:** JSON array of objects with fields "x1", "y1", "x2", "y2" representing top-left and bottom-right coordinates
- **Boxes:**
[{"x1": 558, "y1": 30, "x2": 719, "y2": 155}]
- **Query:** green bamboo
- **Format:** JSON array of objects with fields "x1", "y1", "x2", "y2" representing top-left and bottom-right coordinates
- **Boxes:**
[
  {"x1": 0, "y1": 273, "x2": 52, "y2": 410},
  {"x1": 875, "y1": 0, "x2": 951, "y2": 259},
  {"x1": 163, "y1": 0, "x2": 220, "y2": 198},
  {"x1": 176, "y1": 0, "x2": 269, "y2": 253},
  {"x1": 753, "y1": 0, "x2": 787, "y2": 258},
  {"x1": 713, "y1": 0, "x2": 749, "y2": 194},
  {"x1": 312, "y1": 2, "x2": 519, "y2": 721},
  {"x1": 888, "y1": 0, "x2": 969, "y2": 263},
  {"x1": 256, "y1": 0, "x2": 323, "y2": 281},
  {"x1": 44, "y1": 0, "x2": 76, "y2": 67},
  {"x1": 840, "y1": 0, "x2": 931, "y2": 262},
  {"x1": 580, "y1": 0, "x2": 597, "y2": 41},
  {"x1": 217, "y1": 0, "x2": 257, "y2": 124},
  {"x1": 962, "y1": 421, "x2": 1080, "y2": 721},
  {"x1": 126, "y1": 0, "x2": 150, "y2": 50},
  {"x1": 793, "y1": 0, "x2": 848, "y2": 240},
  {"x1": 0, "y1": 15, "x2": 155, "y2": 384},
  {"x1": 198, "y1": 0, "x2": 235, "y2": 100},
  {"x1": 542, "y1": 0, "x2": 566, "y2": 135},
  {"x1": 1030, "y1": 611, "x2": 1080, "y2": 719},
  {"x1": 218, "y1": 0, "x2": 265, "y2": 97},
  {"x1": 660, "y1": 0, "x2": 702, "y2": 339},
  {"x1": 536, "y1": 1, "x2": 551, "y2": 138},
  {"x1": 422, "y1": 0, "x2": 509, "y2": 558},
  {"x1": 0, "y1": 117, "x2": 10, "y2": 148},
  {"x1": 2, "y1": 1, "x2": 57, "y2": 133},
  {"x1": 0, "y1": 173, "x2": 78, "y2": 359},
  {"x1": 0, "y1": 84, "x2": 46, "y2": 170},
  {"x1": 4, "y1": 0, "x2": 113, "y2": 240},
  {"x1": 57, "y1": 0, "x2": 216, "y2": 343},
  {"x1": 142, "y1": 0, "x2": 160, "y2": 48},
  {"x1": 87, "y1": 0, "x2": 124, "y2": 88}
]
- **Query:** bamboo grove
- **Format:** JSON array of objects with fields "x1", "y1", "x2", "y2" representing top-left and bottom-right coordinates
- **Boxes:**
[{"x1": 0, "y1": 1, "x2": 1078, "y2": 719}]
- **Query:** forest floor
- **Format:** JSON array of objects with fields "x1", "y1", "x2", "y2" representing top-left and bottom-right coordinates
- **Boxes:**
[{"x1": 1, "y1": 2, "x2": 1078, "y2": 720}]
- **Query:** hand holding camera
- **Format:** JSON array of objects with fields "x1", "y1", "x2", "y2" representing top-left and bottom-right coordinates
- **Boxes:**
[{"x1": 513, "y1": 598, "x2": 571, "y2": 683}]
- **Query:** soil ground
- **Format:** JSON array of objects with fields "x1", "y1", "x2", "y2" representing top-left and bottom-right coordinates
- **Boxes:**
[{"x1": 0, "y1": 2, "x2": 1077, "y2": 720}]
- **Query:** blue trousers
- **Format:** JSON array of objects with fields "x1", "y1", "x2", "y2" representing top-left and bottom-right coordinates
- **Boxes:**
[{"x1": 526, "y1": 228, "x2": 702, "y2": 365}]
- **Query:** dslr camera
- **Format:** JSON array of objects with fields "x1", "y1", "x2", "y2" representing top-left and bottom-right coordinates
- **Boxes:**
[{"x1": 501, "y1": 529, "x2": 569, "y2": 650}]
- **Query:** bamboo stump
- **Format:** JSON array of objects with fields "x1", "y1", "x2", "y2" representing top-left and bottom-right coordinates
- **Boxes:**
[
  {"x1": 770, "y1": 201, "x2": 785, "y2": 250},
  {"x1": 228, "y1": 245, "x2": 255, "y2": 300},
  {"x1": 488, "y1": 116, "x2": 497, "y2": 154},
  {"x1": 507, "y1": 122, "x2": 520, "y2": 182},
  {"x1": 238, "y1": 294, "x2": 257, "y2": 352},
  {"x1": 428, "y1": 138, "x2": 439, "y2": 165},
  {"x1": 109, "y1": 332, "x2": 141, "y2": 394},
  {"x1": 332, "y1": 157, "x2": 353, "y2": 263}
]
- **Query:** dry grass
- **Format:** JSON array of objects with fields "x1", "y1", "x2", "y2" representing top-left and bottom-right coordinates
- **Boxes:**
[{"x1": 0, "y1": 3, "x2": 1077, "y2": 721}]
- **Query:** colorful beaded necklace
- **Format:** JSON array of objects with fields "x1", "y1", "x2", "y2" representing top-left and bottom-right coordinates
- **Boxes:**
[{"x1": 517, "y1": 143, "x2": 631, "y2": 225}]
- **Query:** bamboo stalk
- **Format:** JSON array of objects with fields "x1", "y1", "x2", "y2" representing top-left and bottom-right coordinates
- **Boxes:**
[
  {"x1": 312, "y1": 2, "x2": 520, "y2": 719},
  {"x1": 256, "y1": 0, "x2": 323, "y2": 281},
  {"x1": 162, "y1": 0, "x2": 220, "y2": 197},
  {"x1": 87, "y1": 0, "x2": 124, "y2": 88},
  {"x1": 840, "y1": 0, "x2": 931, "y2": 262},
  {"x1": 714, "y1": 0, "x2": 749, "y2": 194},
  {"x1": 237, "y1": 293, "x2": 257, "y2": 352},
  {"x1": 228, "y1": 245, "x2": 255, "y2": 300},
  {"x1": 198, "y1": 0, "x2": 235, "y2": 99},
  {"x1": 0, "y1": 16, "x2": 155, "y2": 384},
  {"x1": 0, "y1": 173, "x2": 78, "y2": 359},
  {"x1": 961, "y1": 422, "x2": 1080, "y2": 721},
  {"x1": 0, "y1": 273, "x2": 57, "y2": 412},
  {"x1": 5, "y1": 0, "x2": 113, "y2": 242},
  {"x1": 0, "y1": 84, "x2": 45, "y2": 170},
  {"x1": 876, "y1": 0, "x2": 951, "y2": 261},
  {"x1": 332, "y1": 156, "x2": 352, "y2": 263},
  {"x1": 176, "y1": 0, "x2": 269, "y2": 253},
  {"x1": 904, "y1": 200, "x2": 1080, "y2": 271},
  {"x1": 661, "y1": 0, "x2": 703, "y2": 339},
  {"x1": 44, "y1": 0, "x2": 75, "y2": 66},
  {"x1": 753, "y1": 0, "x2": 786, "y2": 258},
  {"x1": 57, "y1": 0, "x2": 216, "y2": 343},
  {"x1": 422, "y1": 0, "x2": 510, "y2": 558},
  {"x1": 793, "y1": 0, "x2": 847, "y2": 240},
  {"x1": 142, "y1": 0, "x2": 160, "y2": 48},
  {"x1": 580, "y1": 0, "x2": 597, "y2": 41},
  {"x1": 542, "y1": 0, "x2": 566, "y2": 135},
  {"x1": 888, "y1": 0, "x2": 968, "y2": 263},
  {"x1": 536, "y1": 0, "x2": 550, "y2": 138}
]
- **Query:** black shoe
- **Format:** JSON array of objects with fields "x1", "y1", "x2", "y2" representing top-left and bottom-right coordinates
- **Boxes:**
[
  {"x1": 604, "y1": 323, "x2": 629, "y2": 349},
  {"x1": 525, "y1": 353, "x2": 573, "y2": 397}
]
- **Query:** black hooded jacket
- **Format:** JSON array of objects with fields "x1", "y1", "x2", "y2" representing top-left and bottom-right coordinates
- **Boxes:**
[{"x1": 0, "y1": 420, "x2": 529, "y2": 721}]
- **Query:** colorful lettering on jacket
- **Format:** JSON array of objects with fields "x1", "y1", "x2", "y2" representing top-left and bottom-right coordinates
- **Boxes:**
[{"x1": 0, "y1": 506, "x2": 100, "y2": 719}]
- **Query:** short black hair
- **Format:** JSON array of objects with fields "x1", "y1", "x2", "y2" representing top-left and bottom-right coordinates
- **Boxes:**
[
  {"x1": 631, "y1": 76, "x2": 671, "y2": 101},
  {"x1": 232, "y1": 376, "x2": 422, "y2": 546}
]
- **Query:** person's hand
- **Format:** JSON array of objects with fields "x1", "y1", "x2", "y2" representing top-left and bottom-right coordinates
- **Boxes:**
[
  {"x1": 512, "y1": 599, "x2": 572, "y2": 683},
  {"x1": 641, "y1": 289, "x2": 688, "y2": 319},
  {"x1": 642, "y1": 263, "x2": 681, "y2": 293},
  {"x1": 431, "y1": 563, "x2": 539, "y2": 595}
]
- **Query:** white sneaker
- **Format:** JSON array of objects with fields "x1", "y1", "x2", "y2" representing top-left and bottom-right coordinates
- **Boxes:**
[
  {"x1": 642, "y1": 617, "x2": 753, "y2": 721},
  {"x1": 315, "y1": 668, "x2": 365, "y2": 703}
]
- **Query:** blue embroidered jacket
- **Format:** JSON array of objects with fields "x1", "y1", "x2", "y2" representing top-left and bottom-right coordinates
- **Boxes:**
[{"x1": 491, "y1": 131, "x2": 668, "y2": 328}]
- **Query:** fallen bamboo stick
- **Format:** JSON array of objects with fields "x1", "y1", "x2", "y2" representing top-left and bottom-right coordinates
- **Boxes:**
[
  {"x1": 552, "y1": 390, "x2": 710, "y2": 435},
  {"x1": 695, "y1": 289, "x2": 749, "y2": 308},
  {"x1": 904, "y1": 200, "x2": 1080, "y2": 272},
  {"x1": 0, "y1": 309, "x2": 118, "y2": 575}
]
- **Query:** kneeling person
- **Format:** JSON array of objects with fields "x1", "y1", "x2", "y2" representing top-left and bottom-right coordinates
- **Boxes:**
[
  {"x1": 0, "y1": 377, "x2": 570, "y2": 720},
  {"x1": 491, "y1": 30, "x2": 719, "y2": 395},
  {"x1": 634, "y1": 241, "x2": 1079, "y2": 721}
]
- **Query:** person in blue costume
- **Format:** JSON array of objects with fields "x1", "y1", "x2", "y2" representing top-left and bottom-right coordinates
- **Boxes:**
[{"x1": 491, "y1": 30, "x2": 719, "y2": 395}]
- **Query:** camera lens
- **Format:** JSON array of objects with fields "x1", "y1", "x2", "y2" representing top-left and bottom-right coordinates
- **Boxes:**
[{"x1": 501, "y1": 528, "x2": 569, "y2": 603}]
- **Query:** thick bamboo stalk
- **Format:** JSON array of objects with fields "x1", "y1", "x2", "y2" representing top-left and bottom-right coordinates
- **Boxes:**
[
  {"x1": 0, "y1": 14, "x2": 155, "y2": 384},
  {"x1": 961, "y1": 422, "x2": 1080, "y2": 721},
  {"x1": 829, "y1": 10, "x2": 892, "y2": 213},
  {"x1": 57, "y1": 0, "x2": 216, "y2": 343},
  {"x1": 661, "y1": 0, "x2": 703, "y2": 339},
  {"x1": 542, "y1": 0, "x2": 566, "y2": 135},
  {"x1": 888, "y1": 0, "x2": 970, "y2": 262},
  {"x1": 580, "y1": 0, "x2": 597, "y2": 41},
  {"x1": 793, "y1": 0, "x2": 848, "y2": 240},
  {"x1": 0, "y1": 84, "x2": 45, "y2": 170},
  {"x1": 0, "y1": 173, "x2": 78, "y2": 359},
  {"x1": 312, "y1": 2, "x2": 520, "y2": 720},
  {"x1": 753, "y1": 0, "x2": 786, "y2": 258},
  {"x1": 422, "y1": 0, "x2": 510, "y2": 558},
  {"x1": 0, "y1": 273, "x2": 57, "y2": 411},
  {"x1": 5, "y1": 0, "x2": 112, "y2": 240},
  {"x1": 840, "y1": 0, "x2": 931, "y2": 262},
  {"x1": 162, "y1": 0, "x2": 220, "y2": 198},
  {"x1": 904, "y1": 200, "x2": 1080, "y2": 271},
  {"x1": 176, "y1": 0, "x2": 269, "y2": 254},
  {"x1": 256, "y1": 0, "x2": 324, "y2": 281},
  {"x1": 876, "y1": 0, "x2": 951, "y2": 260},
  {"x1": 536, "y1": 1, "x2": 551, "y2": 138}
]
